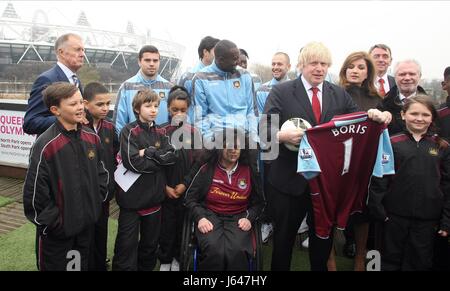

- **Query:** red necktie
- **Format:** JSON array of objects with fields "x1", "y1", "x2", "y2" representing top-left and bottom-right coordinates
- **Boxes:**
[
  {"x1": 311, "y1": 87, "x2": 321, "y2": 123},
  {"x1": 378, "y1": 78, "x2": 386, "y2": 96}
]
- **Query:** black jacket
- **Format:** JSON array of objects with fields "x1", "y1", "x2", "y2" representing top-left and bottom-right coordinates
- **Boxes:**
[
  {"x1": 117, "y1": 120, "x2": 176, "y2": 210},
  {"x1": 184, "y1": 153, "x2": 265, "y2": 224},
  {"x1": 23, "y1": 121, "x2": 109, "y2": 237},
  {"x1": 86, "y1": 112, "x2": 120, "y2": 201},
  {"x1": 368, "y1": 132, "x2": 450, "y2": 231},
  {"x1": 160, "y1": 121, "x2": 205, "y2": 190},
  {"x1": 437, "y1": 96, "x2": 450, "y2": 140},
  {"x1": 260, "y1": 76, "x2": 358, "y2": 196},
  {"x1": 377, "y1": 85, "x2": 427, "y2": 136}
]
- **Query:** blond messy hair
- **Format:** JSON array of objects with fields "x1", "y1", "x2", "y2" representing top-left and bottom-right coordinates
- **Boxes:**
[{"x1": 297, "y1": 42, "x2": 332, "y2": 70}]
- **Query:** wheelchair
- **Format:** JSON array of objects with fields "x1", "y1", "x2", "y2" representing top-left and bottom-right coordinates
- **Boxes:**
[{"x1": 179, "y1": 210, "x2": 263, "y2": 271}]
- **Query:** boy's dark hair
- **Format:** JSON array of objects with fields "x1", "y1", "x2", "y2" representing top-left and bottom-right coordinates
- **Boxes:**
[
  {"x1": 239, "y1": 48, "x2": 249, "y2": 59},
  {"x1": 198, "y1": 36, "x2": 220, "y2": 59},
  {"x1": 83, "y1": 82, "x2": 109, "y2": 101},
  {"x1": 132, "y1": 89, "x2": 160, "y2": 115},
  {"x1": 43, "y1": 82, "x2": 79, "y2": 109},
  {"x1": 139, "y1": 45, "x2": 160, "y2": 60},
  {"x1": 168, "y1": 85, "x2": 191, "y2": 107},
  {"x1": 444, "y1": 66, "x2": 450, "y2": 79}
]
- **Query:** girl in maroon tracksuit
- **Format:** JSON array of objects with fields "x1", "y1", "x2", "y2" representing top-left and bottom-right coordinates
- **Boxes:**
[
  {"x1": 184, "y1": 128, "x2": 265, "y2": 271},
  {"x1": 369, "y1": 95, "x2": 450, "y2": 270}
]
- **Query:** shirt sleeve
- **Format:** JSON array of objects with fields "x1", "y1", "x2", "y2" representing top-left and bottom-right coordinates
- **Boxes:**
[
  {"x1": 372, "y1": 129, "x2": 395, "y2": 178},
  {"x1": 297, "y1": 133, "x2": 321, "y2": 180}
]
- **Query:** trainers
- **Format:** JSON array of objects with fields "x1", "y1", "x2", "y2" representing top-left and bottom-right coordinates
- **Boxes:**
[
  {"x1": 159, "y1": 263, "x2": 171, "y2": 271},
  {"x1": 171, "y1": 258, "x2": 180, "y2": 271},
  {"x1": 298, "y1": 216, "x2": 309, "y2": 234},
  {"x1": 301, "y1": 237, "x2": 309, "y2": 248},
  {"x1": 261, "y1": 223, "x2": 273, "y2": 243}
]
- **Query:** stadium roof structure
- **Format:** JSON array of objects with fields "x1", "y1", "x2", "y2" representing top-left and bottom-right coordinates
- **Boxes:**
[{"x1": 0, "y1": 3, "x2": 185, "y2": 80}]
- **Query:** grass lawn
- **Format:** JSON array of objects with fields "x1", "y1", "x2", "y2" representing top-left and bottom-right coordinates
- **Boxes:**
[
  {"x1": 0, "y1": 219, "x2": 353, "y2": 271},
  {"x1": 0, "y1": 196, "x2": 14, "y2": 208}
]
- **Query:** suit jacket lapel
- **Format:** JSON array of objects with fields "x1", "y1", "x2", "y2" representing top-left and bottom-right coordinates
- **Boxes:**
[
  {"x1": 54, "y1": 64, "x2": 83, "y2": 93},
  {"x1": 321, "y1": 81, "x2": 332, "y2": 123},
  {"x1": 293, "y1": 77, "x2": 317, "y2": 125},
  {"x1": 54, "y1": 65, "x2": 70, "y2": 82}
]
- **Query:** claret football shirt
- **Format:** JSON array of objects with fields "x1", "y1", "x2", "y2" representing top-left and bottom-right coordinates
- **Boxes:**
[{"x1": 297, "y1": 112, "x2": 394, "y2": 238}]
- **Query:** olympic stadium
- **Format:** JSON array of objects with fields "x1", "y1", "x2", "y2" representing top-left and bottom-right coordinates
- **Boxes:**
[{"x1": 0, "y1": 2, "x2": 185, "y2": 95}]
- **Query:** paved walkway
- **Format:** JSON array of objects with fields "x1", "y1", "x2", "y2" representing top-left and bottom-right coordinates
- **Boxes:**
[{"x1": 0, "y1": 177, "x2": 120, "y2": 235}]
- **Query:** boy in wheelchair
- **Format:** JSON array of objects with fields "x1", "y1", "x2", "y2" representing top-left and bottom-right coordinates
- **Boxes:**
[{"x1": 184, "y1": 128, "x2": 265, "y2": 270}]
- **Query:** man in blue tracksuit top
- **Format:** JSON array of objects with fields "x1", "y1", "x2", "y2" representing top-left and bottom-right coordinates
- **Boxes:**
[
  {"x1": 256, "y1": 52, "x2": 291, "y2": 115},
  {"x1": 192, "y1": 39, "x2": 258, "y2": 142},
  {"x1": 113, "y1": 45, "x2": 173, "y2": 136},
  {"x1": 178, "y1": 36, "x2": 220, "y2": 95}
]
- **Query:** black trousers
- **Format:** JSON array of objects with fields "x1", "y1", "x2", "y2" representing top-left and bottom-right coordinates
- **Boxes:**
[
  {"x1": 195, "y1": 211, "x2": 253, "y2": 271},
  {"x1": 89, "y1": 202, "x2": 109, "y2": 271},
  {"x1": 382, "y1": 214, "x2": 437, "y2": 271},
  {"x1": 158, "y1": 197, "x2": 185, "y2": 264},
  {"x1": 112, "y1": 207, "x2": 161, "y2": 271},
  {"x1": 37, "y1": 225, "x2": 93, "y2": 271},
  {"x1": 432, "y1": 234, "x2": 450, "y2": 271},
  {"x1": 269, "y1": 183, "x2": 333, "y2": 271}
]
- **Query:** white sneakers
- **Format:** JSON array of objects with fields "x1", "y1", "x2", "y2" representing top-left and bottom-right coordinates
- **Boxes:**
[
  {"x1": 160, "y1": 258, "x2": 180, "y2": 271},
  {"x1": 159, "y1": 263, "x2": 171, "y2": 271},
  {"x1": 301, "y1": 237, "x2": 309, "y2": 248},
  {"x1": 261, "y1": 223, "x2": 273, "y2": 243},
  {"x1": 171, "y1": 258, "x2": 180, "y2": 271},
  {"x1": 297, "y1": 216, "x2": 309, "y2": 234}
]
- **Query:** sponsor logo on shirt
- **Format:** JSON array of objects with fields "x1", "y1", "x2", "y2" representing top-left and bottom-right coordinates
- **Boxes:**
[
  {"x1": 382, "y1": 153, "x2": 390, "y2": 164},
  {"x1": 300, "y1": 148, "x2": 313, "y2": 160}
]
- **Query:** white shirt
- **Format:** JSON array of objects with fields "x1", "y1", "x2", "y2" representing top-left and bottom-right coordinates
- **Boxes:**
[
  {"x1": 57, "y1": 62, "x2": 77, "y2": 84},
  {"x1": 301, "y1": 75, "x2": 324, "y2": 107},
  {"x1": 399, "y1": 91, "x2": 417, "y2": 104},
  {"x1": 375, "y1": 72, "x2": 391, "y2": 94}
]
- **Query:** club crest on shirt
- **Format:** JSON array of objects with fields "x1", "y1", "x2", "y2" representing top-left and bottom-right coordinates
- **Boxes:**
[
  {"x1": 429, "y1": 147, "x2": 438, "y2": 156},
  {"x1": 159, "y1": 92, "x2": 165, "y2": 99},
  {"x1": 238, "y1": 178, "x2": 247, "y2": 190},
  {"x1": 233, "y1": 81, "x2": 241, "y2": 89},
  {"x1": 87, "y1": 149, "x2": 96, "y2": 160},
  {"x1": 154, "y1": 141, "x2": 161, "y2": 149},
  {"x1": 299, "y1": 148, "x2": 313, "y2": 160},
  {"x1": 382, "y1": 153, "x2": 390, "y2": 164}
]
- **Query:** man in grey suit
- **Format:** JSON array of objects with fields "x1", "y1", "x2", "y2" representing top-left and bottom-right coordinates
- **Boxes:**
[
  {"x1": 23, "y1": 33, "x2": 85, "y2": 135},
  {"x1": 260, "y1": 42, "x2": 391, "y2": 271}
]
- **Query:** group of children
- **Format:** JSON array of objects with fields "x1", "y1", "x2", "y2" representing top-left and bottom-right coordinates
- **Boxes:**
[
  {"x1": 23, "y1": 79, "x2": 449, "y2": 271},
  {"x1": 23, "y1": 81, "x2": 200, "y2": 271}
]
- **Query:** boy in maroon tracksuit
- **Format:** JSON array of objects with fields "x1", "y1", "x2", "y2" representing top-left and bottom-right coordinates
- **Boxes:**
[
  {"x1": 112, "y1": 89, "x2": 177, "y2": 271},
  {"x1": 83, "y1": 82, "x2": 119, "y2": 271},
  {"x1": 23, "y1": 82, "x2": 109, "y2": 271}
]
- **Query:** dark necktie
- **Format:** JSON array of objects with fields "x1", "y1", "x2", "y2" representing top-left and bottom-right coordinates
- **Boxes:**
[{"x1": 72, "y1": 74, "x2": 80, "y2": 89}]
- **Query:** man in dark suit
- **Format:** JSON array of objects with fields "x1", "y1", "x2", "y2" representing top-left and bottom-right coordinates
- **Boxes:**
[
  {"x1": 378, "y1": 59, "x2": 426, "y2": 136},
  {"x1": 369, "y1": 44, "x2": 395, "y2": 96},
  {"x1": 260, "y1": 42, "x2": 391, "y2": 271},
  {"x1": 23, "y1": 33, "x2": 85, "y2": 135}
]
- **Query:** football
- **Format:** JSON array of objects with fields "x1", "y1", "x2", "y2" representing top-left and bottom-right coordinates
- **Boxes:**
[{"x1": 280, "y1": 117, "x2": 312, "y2": 151}]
